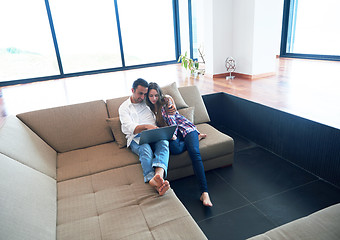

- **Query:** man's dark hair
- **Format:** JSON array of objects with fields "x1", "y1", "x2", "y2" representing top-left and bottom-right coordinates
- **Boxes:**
[{"x1": 132, "y1": 78, "x2": 148, "y2": 90}]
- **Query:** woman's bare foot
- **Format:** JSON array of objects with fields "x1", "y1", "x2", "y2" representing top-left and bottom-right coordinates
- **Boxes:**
[
  {"x1": 199, "y1": 133, "x2": 207, "y2": 141},
  {"x1": 158, "y1": 180, "x2": 170, "y2": 196},
  {"x1": 200, "y1": 192, "x2": 213, "y2": 207}
]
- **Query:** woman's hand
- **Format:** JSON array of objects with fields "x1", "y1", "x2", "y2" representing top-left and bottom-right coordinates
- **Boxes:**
[
  {"x1": 167, "y1": 104, "x2": 176, "y2": 115},
  {"x1": 165, "y1": 96, "x2": 177, "y2": 115}
]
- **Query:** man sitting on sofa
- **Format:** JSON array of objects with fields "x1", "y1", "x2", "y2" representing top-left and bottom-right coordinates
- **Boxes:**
[{"x1": 119, "y1": 78, "x2": 171, "y2": 195}]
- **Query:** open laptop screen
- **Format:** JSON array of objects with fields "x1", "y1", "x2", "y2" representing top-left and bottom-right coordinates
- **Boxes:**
[{"x1": 139, "y1": 125, "x2": 177, "y2": 145}]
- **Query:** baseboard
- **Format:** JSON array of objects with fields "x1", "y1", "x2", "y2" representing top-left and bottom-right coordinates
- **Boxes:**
[{"x1": 212, "y1": 72, "x2": 276, "y2": 80}]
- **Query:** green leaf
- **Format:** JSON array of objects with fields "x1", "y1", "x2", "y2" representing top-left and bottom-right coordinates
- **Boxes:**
[
  {"x1": 184, "y1": 61, "x2": 188, "y2": 69},
  {"x1": 188, "y1": 61, "x2": 193, "y2": 70}
]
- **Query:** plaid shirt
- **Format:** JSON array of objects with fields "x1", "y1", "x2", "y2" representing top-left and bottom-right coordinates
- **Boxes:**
[{"x1": 161, "y1": 106, "x2": 198, "y2": 138}]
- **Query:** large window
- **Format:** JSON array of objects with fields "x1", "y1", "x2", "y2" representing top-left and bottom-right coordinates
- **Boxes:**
[
  {"x1": 281, "y1": 0, "x2": 340, "y2": 60},
  {"x1": 191, "y1": 0, "x2": 204, "y2": 60},
  {"x1": 118, "y1": 0, "x2": 176, "y2": 66},
  {"x1": 49, "y1": 0, "x2": 122, "y2": 73},
  {"x1": 180, "y1": 0, "x2": 203, "y2": 61},
  {"x1": 0, "y1": 0, "x2": 196, "y2": 86},
  {"x1": 178, "y1": 0, "x2": 190, "y2": 58},
  {"x1": 0, "y1": 0, "x2": 59, "y2": 82}
]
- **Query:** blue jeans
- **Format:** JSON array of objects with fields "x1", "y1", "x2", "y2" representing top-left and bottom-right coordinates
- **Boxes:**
[
  {"x1": 130, "y1": 139, "x2": 169, "y2": 183},
  {"x1": 169, "y1": 131, "x2": 208, "y2": 194}
]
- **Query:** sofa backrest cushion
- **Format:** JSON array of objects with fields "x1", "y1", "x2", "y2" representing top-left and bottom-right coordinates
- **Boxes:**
[
  {"x1": 178, "y1": 106, "x2": 195, "y2": 123},
  {"x1": 179, "y1": 85, "x2": 210, "y2": 124},
  {"x1": 17, "y1": 100, "x2": 113, "y2": 153},
  {"x1": 161, "y1": 82, "x2": 189, "y2": 109},
  {"x1": 0, "y1": 116, "x2": 57, "y2": 179},
  {"x1": 0, "y1": 153, "x2": 57, "y2": 240},
  {"x1": 106, "y1": 117, "x2": 127, "y2": 148},
  {"x1": 106, "y1": 96, "x2": 129, "y2": 118}
]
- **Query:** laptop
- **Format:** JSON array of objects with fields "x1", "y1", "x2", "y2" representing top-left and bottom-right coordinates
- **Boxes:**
[{"x1": 139, "y1": 125, "x2": 177, "y2": 145}]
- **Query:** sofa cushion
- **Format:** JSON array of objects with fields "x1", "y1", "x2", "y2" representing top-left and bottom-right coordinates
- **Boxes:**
[
  {"x1": 57, "y1": 163, "x2": 207, "y2": 240},
  {"x1": 0, "y1": 153, "x2": 57, "y2": 240},
  {"x1": 178, "y1": 106, "x2": 195, "y2": 123},
  {"x1": 17, "y1": 100, "x2": 113, "y2": 153},
  {"x1": 196, "y1": 123, "x2": 234, "y2": 159},
  {"x1": 57, "y1": 217, "x2": 101, "y2": 240},
  {"x1": 168, "y1": 123, "x2": 234, "y2": 171},
  {"x1": 161, "y1": 82, "x2": 189, "y2": 109},
  {"x1": 106, "y1": 117, "x2": 127, "y2": 148},
  {"x1": 0, "y1": 116, "x2": 57, "y2": 179},
  {"x1": 179, "y1": 85, "x2": 210, "y2": 124},
  {"x1": 57, "y1": 142, "x2": 139, "y2": 181}
]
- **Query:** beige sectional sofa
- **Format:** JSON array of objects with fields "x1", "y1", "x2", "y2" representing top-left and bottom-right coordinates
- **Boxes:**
[
  {"x1": 248, "y1": 203, "x2": 340, "y2": 240},
  {"x1": 0, "y1": 84, "x2": 234, "y2": 240}
]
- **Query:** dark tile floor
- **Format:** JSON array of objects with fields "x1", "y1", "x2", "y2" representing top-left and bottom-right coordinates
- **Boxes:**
[{"x1": 171, "y1": 126, "x2": 340, "y2": 240}]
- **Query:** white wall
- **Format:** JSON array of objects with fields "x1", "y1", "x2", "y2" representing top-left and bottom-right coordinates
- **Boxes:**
[
  {"x1": 212, "y1": 0, "x2": 233, "y2": 74},
  {"x1": 203, "y1": 0, "x2": 214, "y2": 75},
  {"x1": 201, "y1": 0, "x2": 284, "y2": 76},
  {"x1": 252, "y1": 0, "x2": 284, "y2": 75},
  {"x1": 232, "y1": 0, "x2": 256, "y2": 75},
  {"x1": 203, "y1": 0, "x2": 233, "y2": 75}
]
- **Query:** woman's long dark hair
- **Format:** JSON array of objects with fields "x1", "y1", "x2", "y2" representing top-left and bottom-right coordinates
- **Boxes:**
[{"x1": 146, "y1": 82, "x2": 168, "y2": 127}]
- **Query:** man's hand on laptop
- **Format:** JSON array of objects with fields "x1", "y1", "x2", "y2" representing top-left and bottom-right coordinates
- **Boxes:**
[
  {"x1": 144, "y1": 124, "x2": 158, "y2": 130},
  {"x1": 134, "y1": 124, "x2": 158, "y2": 134}
]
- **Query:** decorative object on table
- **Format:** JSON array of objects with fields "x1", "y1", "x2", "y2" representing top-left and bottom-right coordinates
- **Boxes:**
[{"x1": 225, "y1": 57, "x2": 236, "y2": 80}]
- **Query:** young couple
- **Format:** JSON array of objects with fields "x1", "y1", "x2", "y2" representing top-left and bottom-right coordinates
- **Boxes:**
[{"x1": 118, "y1": 78, "x2": 212, "y2": 207}]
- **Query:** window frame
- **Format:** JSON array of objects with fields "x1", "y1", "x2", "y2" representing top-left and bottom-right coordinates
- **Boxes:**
[
  {"x1": 280, "y1": 0, "x2": 340, "y2": 61},
  {"x1": 0, "y1": 0, "x2": 193, "y2": 87}
]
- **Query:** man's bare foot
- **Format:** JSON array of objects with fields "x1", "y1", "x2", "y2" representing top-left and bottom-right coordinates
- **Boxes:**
[
  {"x1": 149, "y1": 174, "x2": 163, "y2": 189},
  {"x1": 149, "y1": 174, "x2": 170, "y2": 195},
  {"x1": 200, "y1": 192, "x2": 213, "y2": 207},
  {"x1": 199, "y1": 133, "x2": 207, "y2": 141},
  {"x1": 158, "y1": 180, "x2": 170, "y2": 196}
]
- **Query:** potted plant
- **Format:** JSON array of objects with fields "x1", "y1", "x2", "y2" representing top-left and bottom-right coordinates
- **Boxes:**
[
  {"x1": 178, "y1": 48, "x2": 205, "y2": 76},
  {"x1": 178, "y1": 51, "x2": 199, "y2": 75}
]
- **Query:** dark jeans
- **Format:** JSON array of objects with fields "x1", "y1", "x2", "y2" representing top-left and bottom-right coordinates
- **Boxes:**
[{"x1": 169, "y1": 131, "x2": 208, "y2": 194}]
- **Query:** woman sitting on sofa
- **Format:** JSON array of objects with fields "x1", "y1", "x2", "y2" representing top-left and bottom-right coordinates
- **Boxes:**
[{"x1": 146, "y1": 82, "x2": 212, "y2": 207}]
